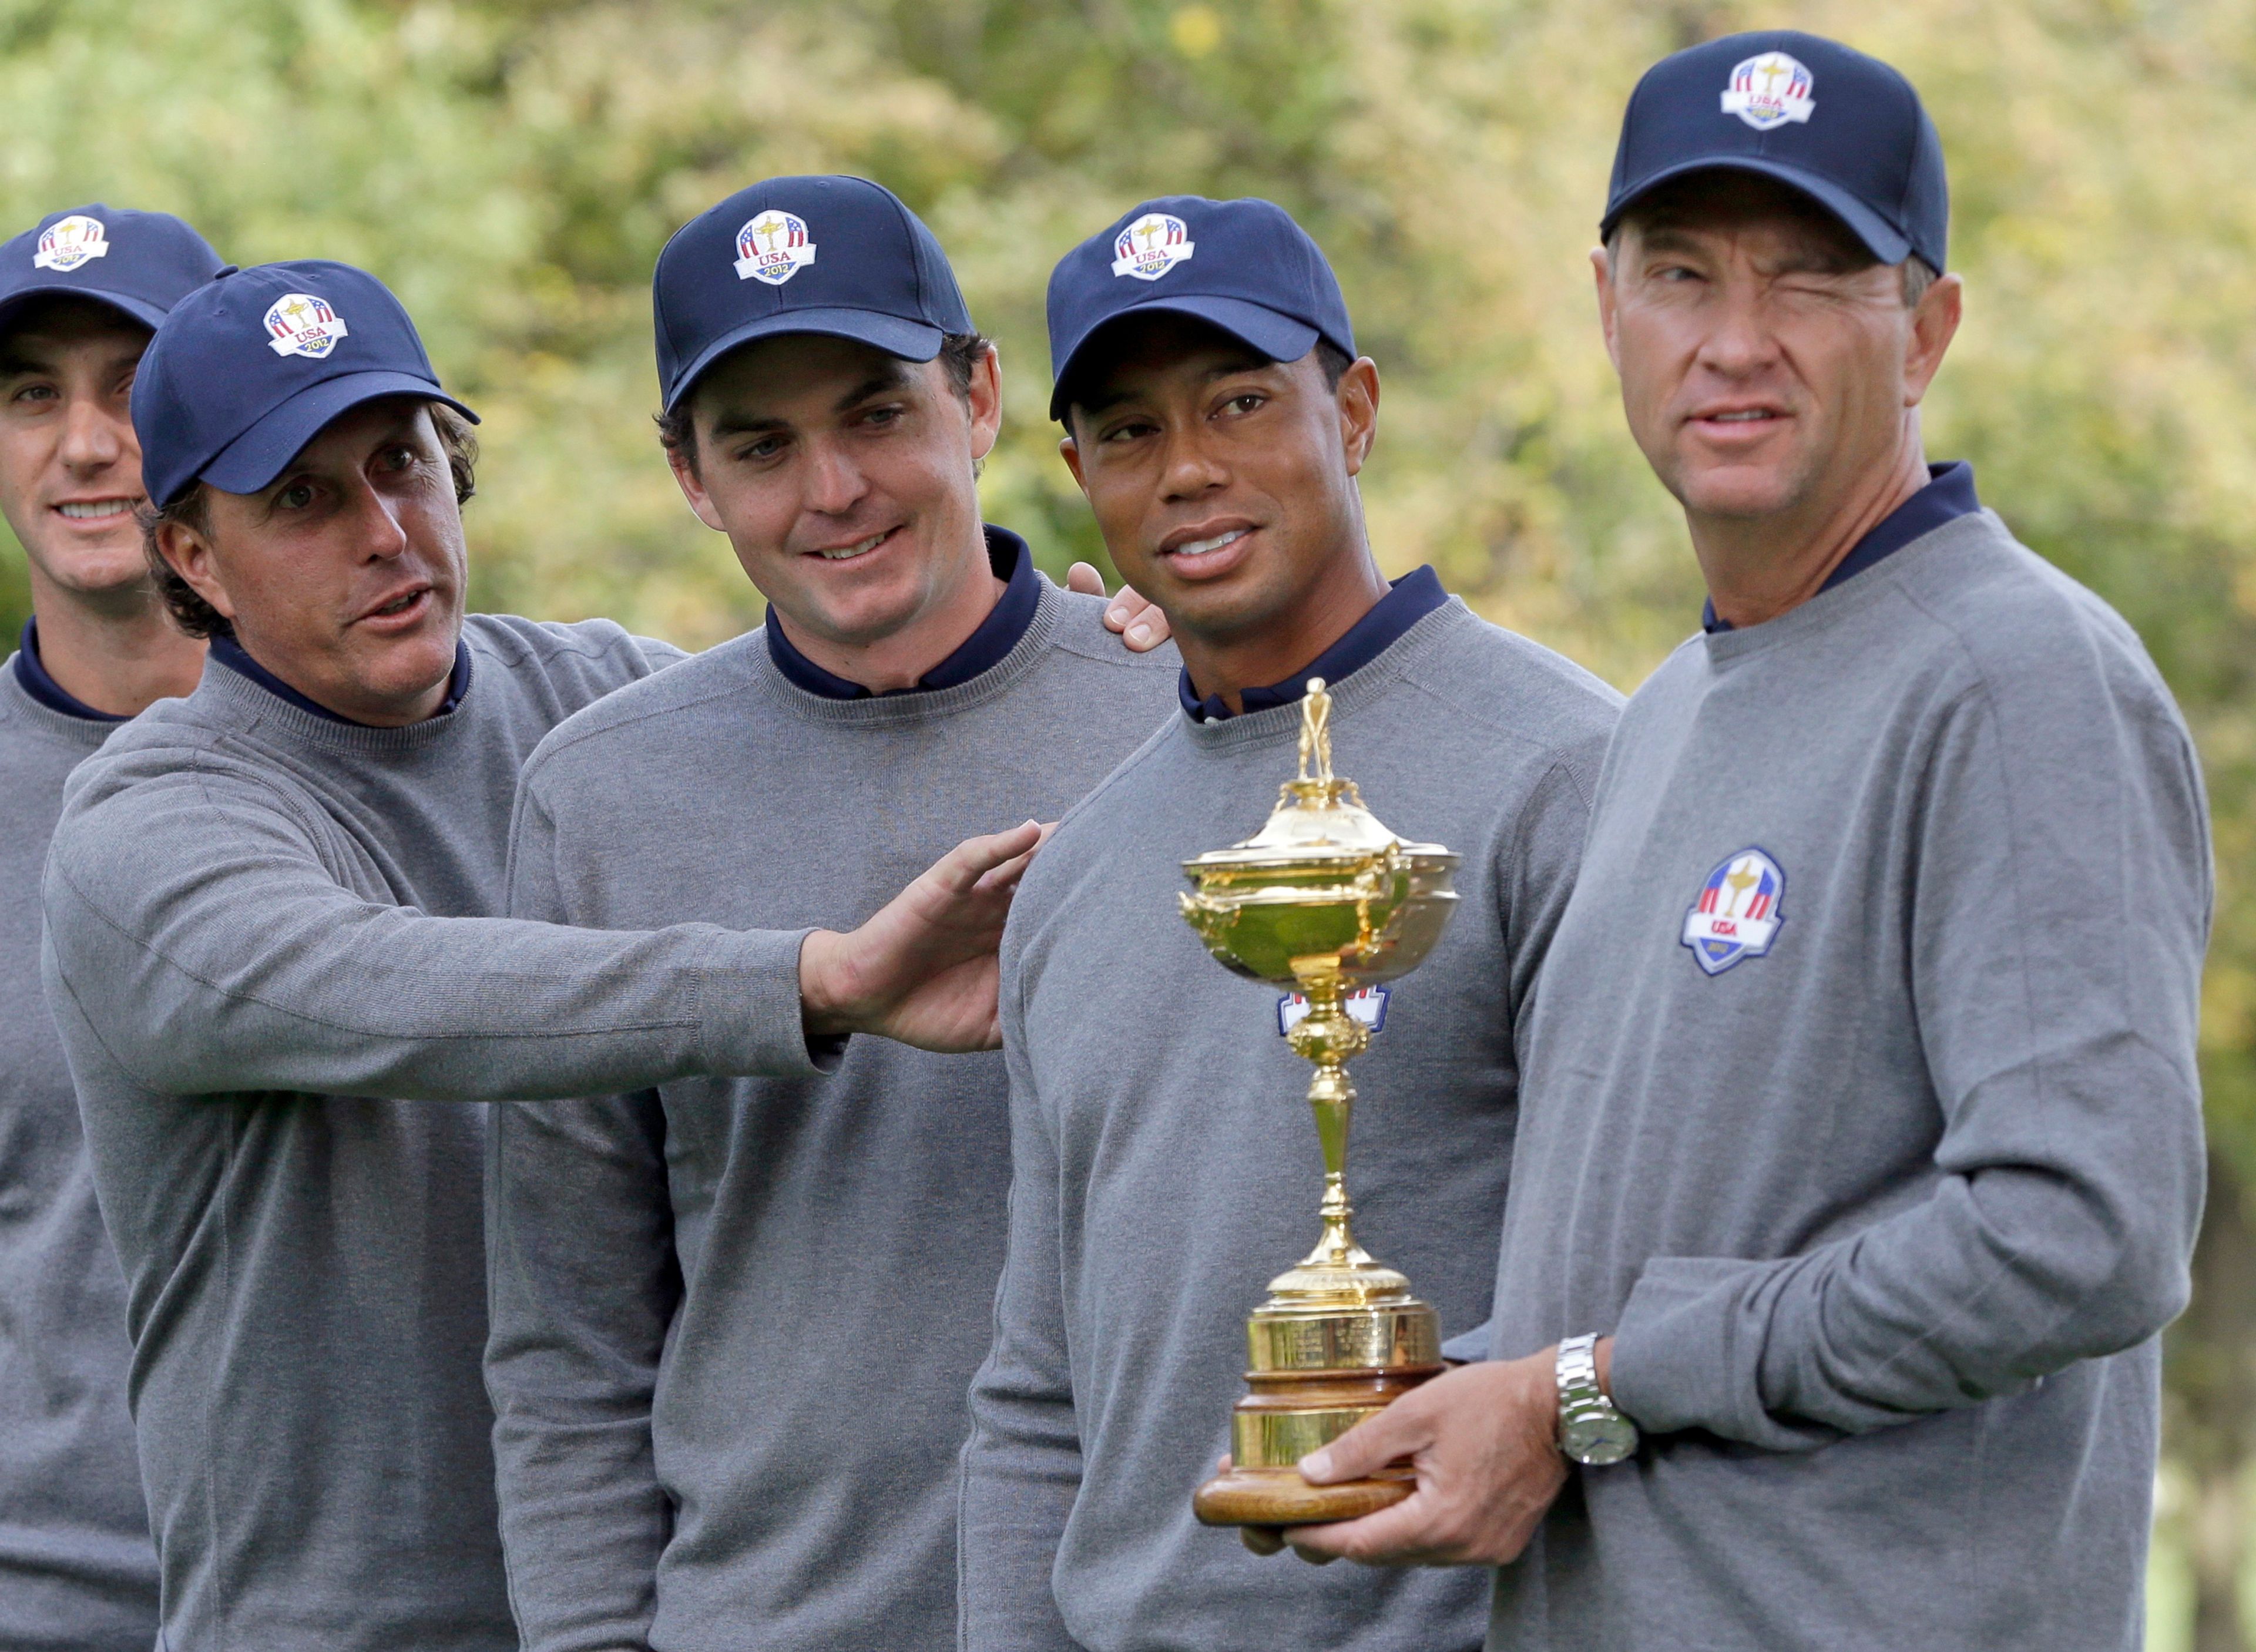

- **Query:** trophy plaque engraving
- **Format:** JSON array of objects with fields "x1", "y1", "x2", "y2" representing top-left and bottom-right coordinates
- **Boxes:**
[{"x1": 1178, "y1": 679, "x2": 1459, "y2": 1527}]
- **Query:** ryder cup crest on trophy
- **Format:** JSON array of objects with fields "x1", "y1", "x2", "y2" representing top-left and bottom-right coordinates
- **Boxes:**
[{"x1": 1177, "y1": 679, "x2": 1458, "y2": 1526}]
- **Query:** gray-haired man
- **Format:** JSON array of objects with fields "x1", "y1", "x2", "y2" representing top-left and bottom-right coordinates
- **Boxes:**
[{"x1": 1280, "y1": 33, "x2": 2210, "y2": 1652}]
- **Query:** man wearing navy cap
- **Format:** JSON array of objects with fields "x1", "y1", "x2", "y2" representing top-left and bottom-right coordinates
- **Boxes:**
[
  {"x1": 1275, "y1": 33, "x2": 2210, "y2": 1652},
  {"x1": 481, "y1": 174, "x2": 1178, "y2": 1652},
  {"x1": 0, "y1": 202, "x2": 217, "y2": 1652},
  {"x1": 956, "y1": 196, "x2": 1620, "y2": 1652},
  {"x1": 40, "y1": 255, "x2": 1059, "y2": 1652}
]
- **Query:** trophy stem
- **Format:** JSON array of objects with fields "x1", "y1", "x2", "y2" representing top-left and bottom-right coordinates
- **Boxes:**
[{"x1": 1308, "y1": 1057, "x2": 1359, "y2": 1272}]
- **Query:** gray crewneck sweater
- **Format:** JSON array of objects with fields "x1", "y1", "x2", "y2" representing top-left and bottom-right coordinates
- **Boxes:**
[
  {"x1": 39, "y1": 614, "x2": 841, "y2": 1652},
  {"x1": 0, "y1": 664, "x2": 155, "y2": 1652},
  {"x1": 959, "y1": 599, "x2": 1622, "y2": 1652},
  {"x1": 485, "y1": 580, "x2": 1179, "y2": 1652},
  {"x1": 1482, "y1": 511, "x2": 2210, "y2": 1651}
]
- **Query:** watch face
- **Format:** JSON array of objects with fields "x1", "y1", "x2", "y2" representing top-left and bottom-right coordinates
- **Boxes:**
[{"x1": 1563, "y1": 1411, "x2": 1639, "y2": 1466}]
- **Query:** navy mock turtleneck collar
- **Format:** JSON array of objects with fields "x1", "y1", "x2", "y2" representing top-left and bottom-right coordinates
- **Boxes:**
[
  {"x1": 1701, "y1": 462, "x2": 1979, "y2": 634},
  {"x1": 1180, "y1": 565, "x2": 1449, "y2": 723},
  {"x1": 209, "y1": 630, "x2": 471, "y2": 725},
  {"x1": 13, "y1": 617, "x2": 128, "y2": 723}
]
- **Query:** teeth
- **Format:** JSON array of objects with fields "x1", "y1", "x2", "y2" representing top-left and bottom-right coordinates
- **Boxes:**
[
  {"x1": 1171, "y1": 528, "x2": 1248, "y2": 558},
  {"x1": 58, "y1": 498, "x2": 135, "y2": 519},
  {"x1": 820, "y1": 532, "x2": 888, "y2": 561}
]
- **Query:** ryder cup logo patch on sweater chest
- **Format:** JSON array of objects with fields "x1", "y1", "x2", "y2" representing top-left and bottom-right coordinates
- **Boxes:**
[{"x1": 1681, "y1": 848, "x2": 1785, "y2": 975}]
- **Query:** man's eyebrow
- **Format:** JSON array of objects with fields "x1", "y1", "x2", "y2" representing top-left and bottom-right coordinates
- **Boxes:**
[
  {"x1": 1073, "y1": 354, "x2": 1280, "y2": 418},
  {"x1": 832, "y1": 363, "x2": 916, "y2": 414}
]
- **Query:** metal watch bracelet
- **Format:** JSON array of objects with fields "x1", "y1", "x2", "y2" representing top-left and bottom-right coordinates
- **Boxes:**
[{"x1": 1555, "y1": 1333, "x2": 1640, "y2": 1466}]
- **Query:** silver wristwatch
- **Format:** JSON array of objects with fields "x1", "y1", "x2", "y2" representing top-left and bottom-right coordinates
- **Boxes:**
[{"x1": 1555, "y1": 1334, "x2": 1639, "y2": 1466}]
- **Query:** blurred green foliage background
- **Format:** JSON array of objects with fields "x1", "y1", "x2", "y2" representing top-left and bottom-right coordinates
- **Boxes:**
[{"x1": 1, "y1": 0, "x2": 2251, "y2": 1642}]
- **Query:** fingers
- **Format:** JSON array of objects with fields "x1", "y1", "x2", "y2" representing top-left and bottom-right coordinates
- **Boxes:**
[
  {"x1": 929, "y1": 820, "x2": 1045, "y2": 893},
  {"x1": 1110, "y1": 585, "x2": 1169, "y2": 650},
  {"x1": 1298, "y1": 1396, "x2": 1429, "y2": 1486},
  {"x1": 971, "y1": 822, "x2": 1057, "y2": 895},
  {"x1": 1066, "y1": 561, "x2": 1106, "y2": 597}
]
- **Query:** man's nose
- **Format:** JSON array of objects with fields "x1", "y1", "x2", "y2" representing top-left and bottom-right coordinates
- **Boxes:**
[
  {"x1": 803, "y1": 436, "x2": 870, "y2": 516},
  {"x1": 1157, "y1": 422, "x2": 1230, "y2": 502},
  {"x1": 347, "y1": 479, "x2": 412, "y2": 562},
  {"x1": 1695, "y1": 279, "x2": 1781, "y2": 377},
  {"x1": 58, "y1": 399, "x2": 128, "y2": 472}
]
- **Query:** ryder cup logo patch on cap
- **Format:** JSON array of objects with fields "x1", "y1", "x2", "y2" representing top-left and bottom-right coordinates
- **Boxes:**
[
  {"x1": 1681, "y1": 847, "x2": 1785, "y2": 975},
  {"x1": 263, "y1": 292, "x2": 350, "y2": 359},
  {"x1": 734, "y1": 210, "x2": 817, "y2": 284},
  {"x1": 1110, "y1": 212, "x2": 1194, "y2": 281},
  {"x1": 1721, "y1": 51, "x2": 1816, "y2": 130},
  {"x1": 33, "y1": 214, "x2": 109, "y2": 273}
]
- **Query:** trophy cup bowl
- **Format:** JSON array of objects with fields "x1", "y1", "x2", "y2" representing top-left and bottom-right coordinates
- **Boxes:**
[{"x1": 1178, "y1": 679, "x2": 1458, "y2": 1528}]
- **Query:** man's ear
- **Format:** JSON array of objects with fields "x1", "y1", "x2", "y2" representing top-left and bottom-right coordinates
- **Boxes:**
[
  {"x1": 1902, "y1": 271, "x2": 1964, "y2": 407},
  {"x1": 1590, "y1": 246, "x2": 1622, "y2": 373},
  {"x1": 966, "y1": 343, "x2": 1003, "y2": 464},
  {"x1": 1058, "y1": 428, "x2": 1089, "y2": 495},
  {"x1": 1337, "y1": 357, "x2": 1380, "y2": 478},
  {"x1": 666, "y1": 439, "x2": 727, "y2": 533},
  {"x1": 155, "y1": 515, "x2": 238, "y2": 624}
]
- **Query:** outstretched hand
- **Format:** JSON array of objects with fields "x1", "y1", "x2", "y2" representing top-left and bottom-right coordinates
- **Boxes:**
[
  {"x1": 1241, "y1": 1351, "x2": 1570, "y2": 1567},
  {"x1": 798, "y1": 820, "x2": 1052, "y2": 1052},
  {"x1": 1066, "y1": 562, "x2": 1171, "y2": 651}
]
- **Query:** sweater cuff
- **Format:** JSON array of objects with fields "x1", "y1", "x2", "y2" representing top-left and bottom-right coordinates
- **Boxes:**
[
  {"x1": 1441, "y1": 1319, "x2": 1495, "y2": 1364},
  {"x1": 695, "y1": 928, "x2": 845, "y2": 1079},
  {"x1": 1608, "y1": 1254, "x2": 1834, "y2": 1453}
]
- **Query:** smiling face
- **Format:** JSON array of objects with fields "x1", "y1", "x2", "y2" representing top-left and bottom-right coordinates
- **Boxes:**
[
  {"x1": 1059, "y1": 314, "x2": 1381, "y2": 690},
  {"x1": 0, "y1": 297, "x2": 156, "y2": 600},
  {"x1": 155, "y1": 397, "x2": 468, "y2": 726},
  {"x1": 670, "y1": 332, "x2": 1001, "y2": 678},
  {"x1": 1596, "y1": 172, "x2": 1956, "y2": 532}
]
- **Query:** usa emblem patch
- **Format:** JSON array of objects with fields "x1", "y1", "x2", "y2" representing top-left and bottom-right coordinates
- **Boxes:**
[
  {"x1": 1721, "y1": 51, "x2": 1815, "y2": 131},
  {"x1": 33, "y1": 214, "x2": 108, "y2": 273},
  {"x1": 1110, "y1": 213, "x2": 1194, "y2": 281},
  {"x1": 734, "y1": 210, "x2": 816, "y2": 284},
  {"x1": 1277, "y1": 986, "x2": 1389, "y2": 1037},
  {"x1": 1681, "y1": 848, "x2": 1785, "y2": 975},
  {"x1": 263, "y1": 293, "x2": 348, "y2": 360}
]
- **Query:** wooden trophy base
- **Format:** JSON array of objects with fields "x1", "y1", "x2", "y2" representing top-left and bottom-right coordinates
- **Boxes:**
[
  {"x1": 1194, "y1": 1462, "x2": 1416, "y2": 1527},
  {"x1": 1191, "y1": 1363, "x2": 1439, "y2": 1528}
]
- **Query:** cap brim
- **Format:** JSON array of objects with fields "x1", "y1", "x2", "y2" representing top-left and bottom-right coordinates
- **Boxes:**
[
  {"x1": 0, "y1": 284, "x2": 170, "y2": 336},
  {"x1": 664, "y1": 307, "x2": 946, "y2": 412},
  {"x1": 197, "y1": 371, "x2": 480, "y2": 499},
  {"x1": 1048, "y1": 296, "x2": 1321, "y2": 421},
  {"x1": 1602, "y1": 158, "x2": 1913, "y2": 266}
]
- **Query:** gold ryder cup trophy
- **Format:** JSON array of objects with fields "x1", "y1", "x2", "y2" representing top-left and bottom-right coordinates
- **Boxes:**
[{"x1": 1179, "y1": 679, "x2": 1458, "y2": 1527}]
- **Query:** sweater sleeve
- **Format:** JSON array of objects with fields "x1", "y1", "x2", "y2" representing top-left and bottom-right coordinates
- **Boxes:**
[
  {"x1": 484, "y1": 1090, "x2": 675, "y2": 1652},
  {"x1": 1610, "y1": 662, "x2": 2211, "y2": 1450},
  {"x1": 957, "y1": 938, "x2": 1084, "y2": 1652},
  {"x1": 40, "y1": 757, "x2": 828, "y2": 1104}
]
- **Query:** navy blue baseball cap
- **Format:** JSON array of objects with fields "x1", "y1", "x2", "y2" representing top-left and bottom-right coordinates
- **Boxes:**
[
  {"x1": 1603, "y1": 31, "x2": 1947, "y2": 271},
  {"x1": 0, "y1": 204, "x2": 223, "y2": 335},
  {"x1": 1046, "y1": 196, "x2": 1355, "y2": 421},
  {"x1": 654, "y1": 174, "x2": 973, "y2": 414},
  {"x1": 132, "y1": 260, "x2": 477, "y2": 508}
]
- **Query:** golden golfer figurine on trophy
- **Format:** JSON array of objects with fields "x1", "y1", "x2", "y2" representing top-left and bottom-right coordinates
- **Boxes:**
[{"x1": 1178, "y1": 678, "x2": 1459, "y2": 1527}]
